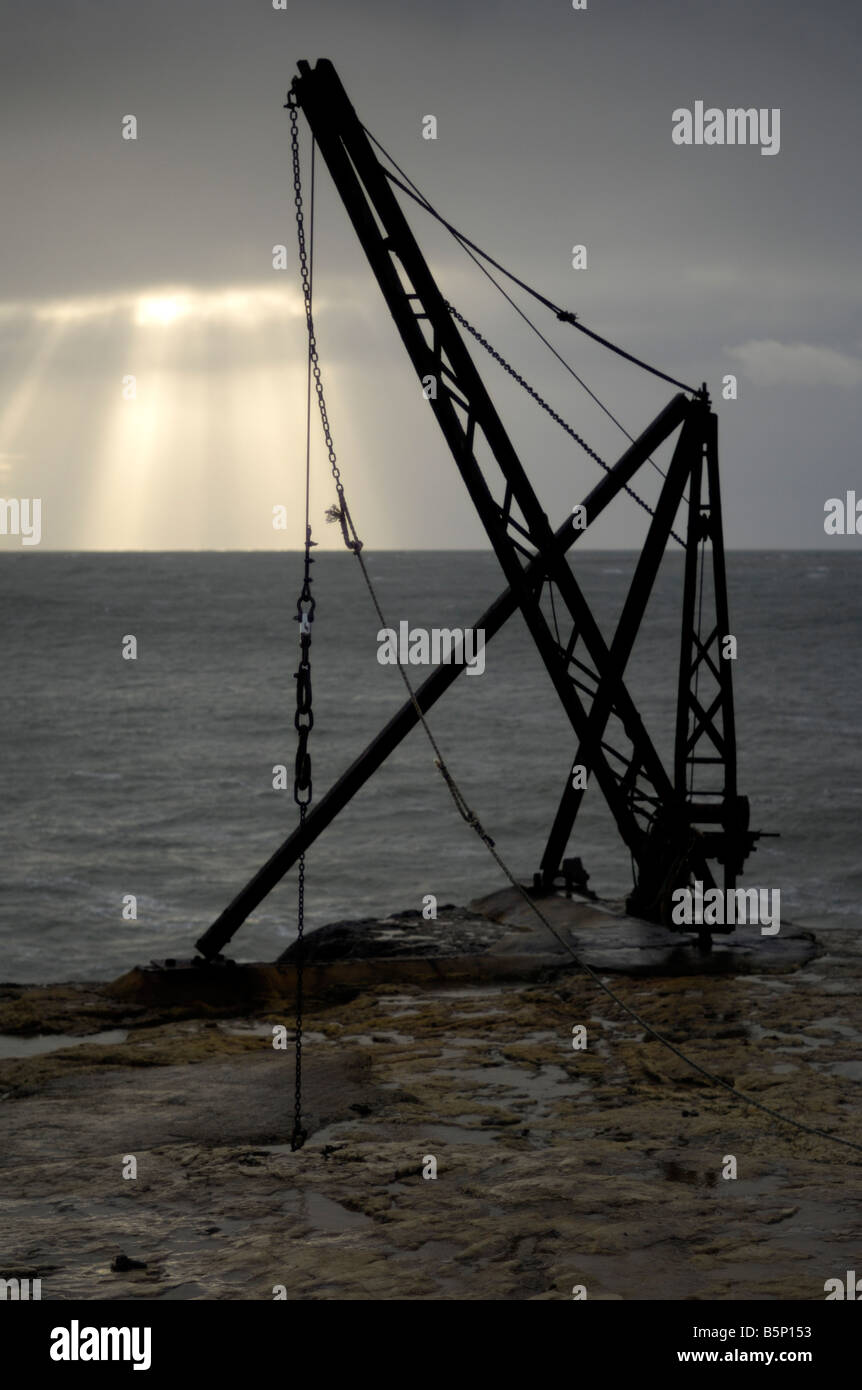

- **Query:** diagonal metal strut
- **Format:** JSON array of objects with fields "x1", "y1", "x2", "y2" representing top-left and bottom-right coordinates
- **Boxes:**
[{"x1": 196, "y1": 396, "x2": 686, "y2": 958}]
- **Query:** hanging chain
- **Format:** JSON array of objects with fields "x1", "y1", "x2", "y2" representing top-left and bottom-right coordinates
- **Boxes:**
[
  {"x1": 288, "y1": 90, "x2": 317, "y2": 1153},
  {"x1": 285, "y1": 93, "x2": 370, "y2": 1148},
  {"x1": 285, "y1": 94, "x2": 362, "y2": 1153},
  {"x1": 290, "y1": 522, "x2": 315, "y2": 1155},
  {"x1": 294, "y1": 533, "x2": 315, "y2": 813},
  {"x1": 289, "y1": 99, "x2": 363, "y2": 555}
]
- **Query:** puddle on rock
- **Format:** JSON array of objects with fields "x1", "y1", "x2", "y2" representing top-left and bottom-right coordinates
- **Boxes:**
[
  {"x1": 390, "y1": 1239, "x2": 462, "y2": 1263},
  {"x1": 419, "y1": 1121, "x2": 496, "y2": 1145},
  {"x1": 219, "y1": 1023, "x2": 328, "y2": 1045},
  {"x1": 658, "y1": 1159, "x2": 718, "y2": 1189},
  {"x1": 339, "y1": 1031, "x2": 416, "y2": 1047},
  {"x1": 455, "y1": 1060, "x2": 588, "y2": 1113},
  {"x1": 281, "y1": 1190, "x2": 373, "y2": 1234},
  {"x1": 0, "y1": 1029, "x2": 128, "y2": 1058},
  {"x1": 823, "y1": 1060, "x2": 862, "y2": 1082}
]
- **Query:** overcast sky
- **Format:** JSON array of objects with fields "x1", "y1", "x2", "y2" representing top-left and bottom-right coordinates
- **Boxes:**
[{"x1": 1, "y1": 0, "x2": 859, "y2": 549}]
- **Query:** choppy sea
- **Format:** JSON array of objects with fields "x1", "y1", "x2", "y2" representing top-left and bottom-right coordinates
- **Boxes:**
[{"x1": 1, "y1": 550, "x2": 859, "y2": 982}]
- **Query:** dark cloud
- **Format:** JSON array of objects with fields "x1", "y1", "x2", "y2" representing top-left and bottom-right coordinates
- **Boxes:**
[{"x1": 1, "y1": 0, "x2": 859, "y2": 547}]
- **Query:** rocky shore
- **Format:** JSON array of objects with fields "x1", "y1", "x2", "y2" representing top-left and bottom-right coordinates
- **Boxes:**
[{"x1": 1, "y1": 890, "x2": 859, "y2": 1300}]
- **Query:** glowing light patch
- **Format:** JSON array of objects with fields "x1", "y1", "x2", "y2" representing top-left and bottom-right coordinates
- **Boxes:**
[
  {"x1": 135, "y1": 294, "x2": 190, "y2": 327},
  {"x1": 7, "y1": 284, "x2": 305, "y2": 330}
]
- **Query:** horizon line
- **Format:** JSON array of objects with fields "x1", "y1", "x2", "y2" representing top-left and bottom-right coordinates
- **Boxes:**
[{"x1": 0, "y1": 545, "x2": 856, "y2": 557}]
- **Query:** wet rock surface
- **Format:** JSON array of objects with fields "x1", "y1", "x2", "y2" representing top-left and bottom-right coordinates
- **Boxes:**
[
  {"x1": 279, "y1": 890, "x2": 819, "y2": 975},
  {"x1": 0, "y1": 895, "x2": 859, "y2": 1300},
  {"x1": 277, "y1": 905, "x2": 501, "y2": 963}
]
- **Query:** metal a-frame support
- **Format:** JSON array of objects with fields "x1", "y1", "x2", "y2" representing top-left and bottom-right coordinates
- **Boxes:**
[
  {"x1": 194, "y1": 59, "x2": 759, "y2": 960},
  {"x1": 539, "y1": 399, "x2": 756, "y2": 924}
]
